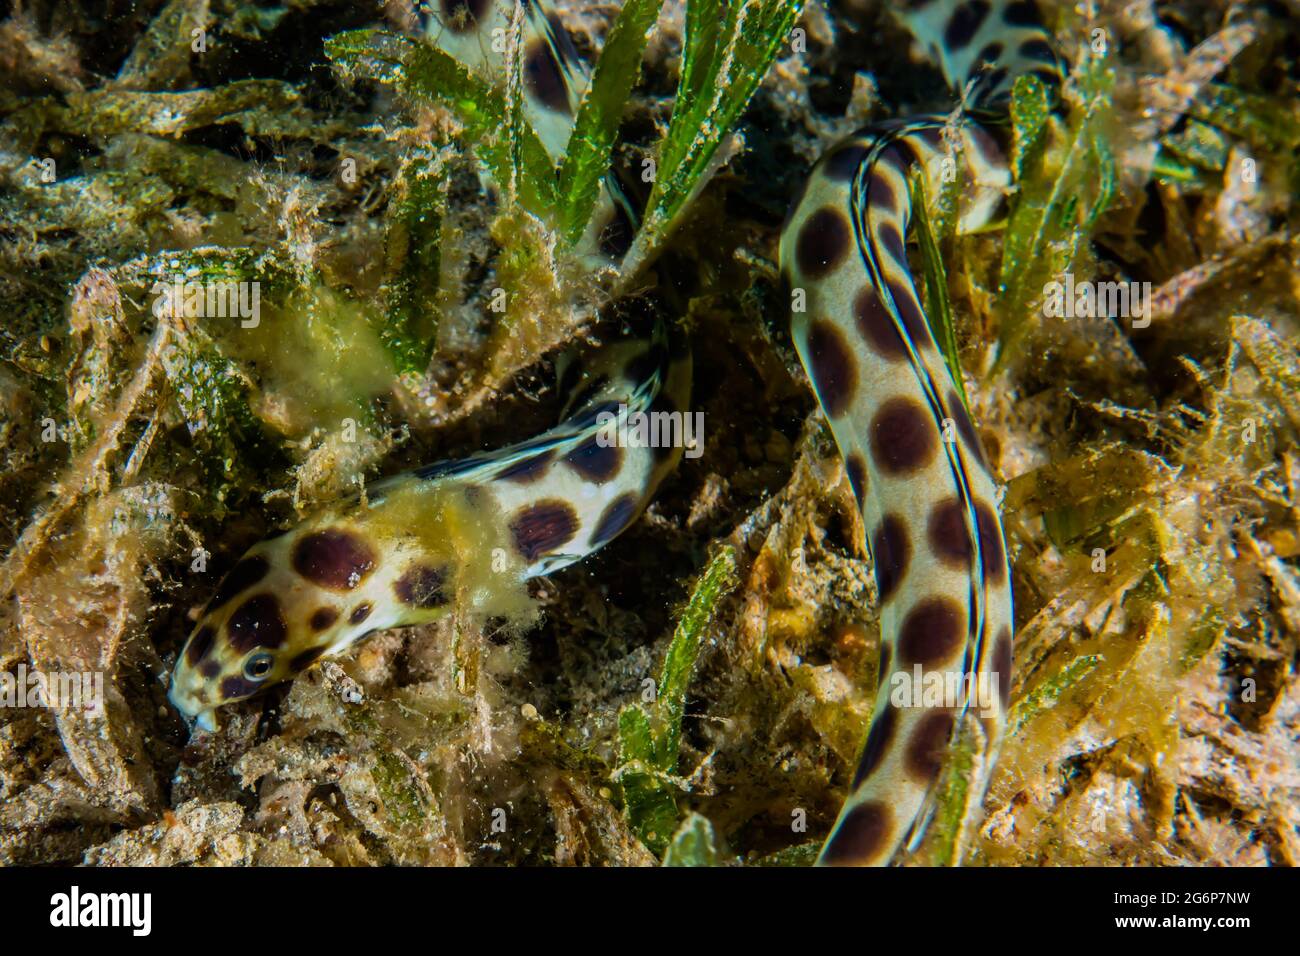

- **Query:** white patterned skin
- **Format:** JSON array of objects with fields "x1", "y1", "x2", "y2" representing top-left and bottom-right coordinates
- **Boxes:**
[
  {"x1": 170, "y1": 0, "x2": 666, "y2": 731},
  {"x1": 778, "y1": 0, "x2": 1061, "y2": 864},
  {"x1": 171, "y1": 0, "x2": 1061, "y2": 867},
  {"x1": 169, "y1": 330, "x2": 690, "y2": 731}
]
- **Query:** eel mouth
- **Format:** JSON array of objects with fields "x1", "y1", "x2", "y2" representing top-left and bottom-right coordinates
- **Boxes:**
[{"x1": 167, "y1": 680, "x2": 218, "y2": 734}]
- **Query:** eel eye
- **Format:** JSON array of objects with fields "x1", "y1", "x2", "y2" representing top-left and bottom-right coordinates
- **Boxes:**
[{"x1": 244, "y1": 653, "x2": 274, "y2": 681}]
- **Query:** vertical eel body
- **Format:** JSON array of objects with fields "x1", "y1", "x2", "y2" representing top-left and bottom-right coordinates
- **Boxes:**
[
  {"x1": 778, "y1": 0, "x2": 1061, "y2": 864},
  {"x1": 171, "y1": 0, "x2": 1062, "y2": 869}
]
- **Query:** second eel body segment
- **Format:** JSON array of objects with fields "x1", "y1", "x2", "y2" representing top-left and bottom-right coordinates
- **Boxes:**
[
  {"x1": 171, "y1": 0, "x2": 1063, "y2": 865},
  {"x1": 779, "y1": 1, "x2": 1061, "y2": 863}
]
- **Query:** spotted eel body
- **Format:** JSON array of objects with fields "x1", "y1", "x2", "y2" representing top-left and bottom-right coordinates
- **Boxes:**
[
  {"x1": 171, "y1": 0, "x2": 1061, "y2": 866},
  {"x1": 170, "y1": 0, "x2": 664, "y2": 727},
  {"x1": 169, "y1": 322, "x2": 690, "y2": 728},
  {"x1": 780, "y1": 1, "x2": 1061, "y2": 864}
]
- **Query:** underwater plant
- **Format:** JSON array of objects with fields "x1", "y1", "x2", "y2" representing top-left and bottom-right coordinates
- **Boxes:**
[{"x1": 0, "y1": 0, "x2": 1296, "y2": 871}]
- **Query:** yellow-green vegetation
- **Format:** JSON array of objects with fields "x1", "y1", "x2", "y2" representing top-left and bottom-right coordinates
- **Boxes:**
[
  {"x1": 1, "y1": 0, "x2": 1298, "y2": 868},
  {"x1": 631, "y1": 0, "x2": 805, "y2": 270},
  {"x1": 556, "y1": 0, "x2": 667, "y2": 244},
  {"x1": 325, "y1": 30, "x2": 561, "y2": 220},
  {"x1": 616, "y1": 545, "x2": 737, "y2": 857},
  {"x1": 997, "y1": 62, "x2": 1115, "y2": 366},
  {"x1": 910, "y1": 169, "x2": 966, "y2": 405}
]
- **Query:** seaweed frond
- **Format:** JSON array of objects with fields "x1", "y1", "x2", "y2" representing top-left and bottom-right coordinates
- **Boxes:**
[
  {"x1": 615, "y1": 545, "x2": 737, "y2": 856},
  {"x1": 629, "y1": 0, "x2": 805, "y2": 271}
]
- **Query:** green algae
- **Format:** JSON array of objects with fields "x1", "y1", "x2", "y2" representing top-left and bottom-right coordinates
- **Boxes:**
[
  {"x1": 616, "y1": 546, "x2": 737, "y2": 855},
  {"x1": 326, "y1": 29, "x2": 560, "y2": 219},
  {"x1": 3, "y1": 0, "x2": 1300, "y2": 871},
  {"x1": 557, "y1": 0, "x2": 666, "y2": 245},
  {"x1": 382, "y1": 154, "x2": 449, "y2": 376},
  {"x1": 633, "y1": 0, "x2": 805, "y2": 270},
  {"x1": 997, "y1": 55, "x2": 1115, "y2": 367},
  {"x1": 910, "y1": 169, "x2": 967, "y2": 405}
]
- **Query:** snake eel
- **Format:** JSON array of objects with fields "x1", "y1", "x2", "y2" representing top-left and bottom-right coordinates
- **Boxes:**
[{"x1": 170, "y1": 0, "x2": 1062, "y2": 866}]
